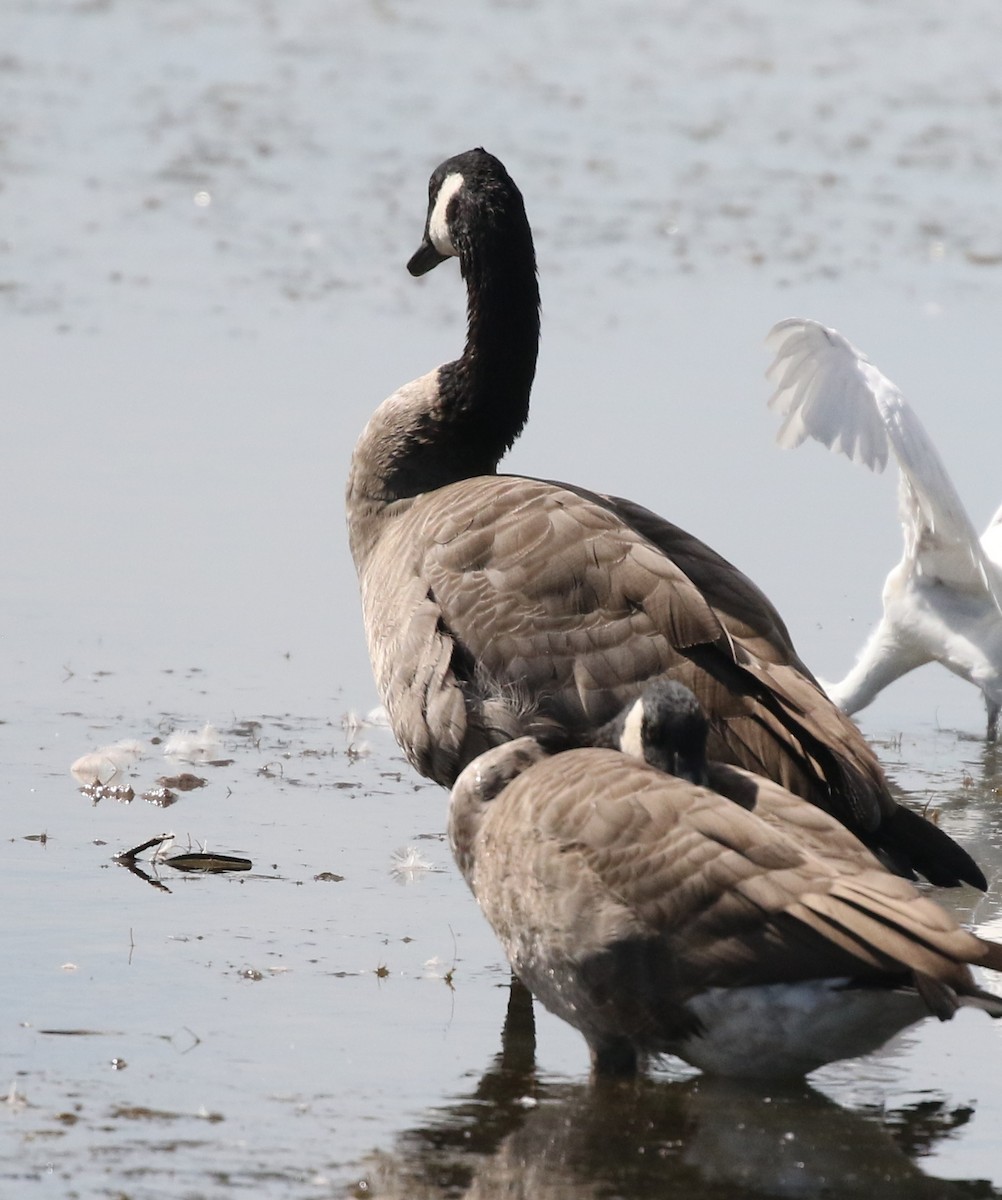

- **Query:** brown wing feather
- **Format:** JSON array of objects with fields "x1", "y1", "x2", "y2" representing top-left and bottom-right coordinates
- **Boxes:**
[
  {"x1": 581, "y1": 488, "x2": 808, "y2": 669},
  {"x1": 363, "y1": 475, "x2": 726, "y2": 775},
  {"x1": 705, "y1": 763, "x2": 886, "y2": 866}
]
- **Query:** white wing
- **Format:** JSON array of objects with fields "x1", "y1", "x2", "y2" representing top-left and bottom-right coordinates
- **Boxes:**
[
  {"x1": 766, "y1": 318, "x2": 1002, "y2": 611},
  {"x1": 765, "y1": 319, "x2": 891, "y2": 470},
  {"x1": 982, "y1": 504, "x2": 1002, "y2": 574}
]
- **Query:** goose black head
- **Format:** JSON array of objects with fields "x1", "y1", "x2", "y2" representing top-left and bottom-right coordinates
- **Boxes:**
[
  {"x1": 407, "y1": 148, "x2": 529, "y2": 277},
  {"x1": 619, "y1": 679, "x2": 711, "y2": 786}
]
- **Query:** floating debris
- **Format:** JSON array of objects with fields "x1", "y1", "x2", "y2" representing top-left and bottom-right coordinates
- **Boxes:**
[
  {"x1": 158, "y1": 773, "x2": 207, "y2": 792},
  {"x1": 341, "y1": 710, "x2": 364, "y2": 738},
  {"x1": 229, "y1": 720, "x2": 262, "y2": 741},
  {"x1": 116, "y1": 834, "x2": 173, "y2": 864},
  {"x1": 163, "y1": 723, "x2": 223, "y2": 764},
  {"x1": 80, "y1": 782, "x2": 135, "y2": 805},
  {"x1": 965, "y1": 245, "x2": 1002, "y2": 267},
  {"x1": 38, "y1": 1028, "x2": 109, "y2": 1036},
  {"x1": 115, "y1": 834, "x2": 251, "y2": 875},
  {"x1": 389, "y1": 846, "x2": 435, "y2": 884},
  {"x1": 341, "y1": 707, "x2": 384, "y2": 758},
  {"x1": 314, "y1": 871, "x2": 345, "y2": 883},
  {"x1": 142, "y1": 786, "x2": 178, "y2": 808},
  {"x1": 165, "y1": 852, "x2": 252, "y2": 873},
  {"x1": 111, "y1": 1104, "x2": 182, "y2": 1122},
  {"x1": 71, "y1": 739, "x2": 144, "y2": 786}
]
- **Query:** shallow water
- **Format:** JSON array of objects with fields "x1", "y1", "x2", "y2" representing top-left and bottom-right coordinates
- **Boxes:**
[{"x1": 4, "y1": 1, "x2": 1002, "y2": 1195}]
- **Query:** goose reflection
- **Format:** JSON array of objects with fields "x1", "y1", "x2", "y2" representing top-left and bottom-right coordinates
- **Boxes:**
[{"x1": 353, "y1": 986, "x2": 996, "y2": 1199}]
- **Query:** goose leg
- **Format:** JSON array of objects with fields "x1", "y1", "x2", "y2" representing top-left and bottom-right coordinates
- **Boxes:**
[
  {"x1": 499, "y1": 974, "x2": 537, "y2": 1074},
  {"x1": 987, "y1": 696, "x2": 1000, "y2": 744},
  {"x1": 590, "y1": 1036, "x2": 639, "y2": 1078}
]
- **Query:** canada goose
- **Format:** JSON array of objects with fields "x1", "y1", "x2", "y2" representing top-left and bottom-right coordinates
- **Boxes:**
[
  {"x1": 448, "y1": 682, "x2": 1002, "y2": 1079},
  {"x1": 767, "y1": 318, "x2": 1002, "y2": 741},
  {"x1": 346, "y1": 148, "x2": 983, "y2": 888}
]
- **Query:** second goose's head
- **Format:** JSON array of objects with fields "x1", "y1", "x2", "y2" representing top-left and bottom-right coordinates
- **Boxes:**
[{"x1": 616, "y1": 679, "x2": 711, "y2": 786}]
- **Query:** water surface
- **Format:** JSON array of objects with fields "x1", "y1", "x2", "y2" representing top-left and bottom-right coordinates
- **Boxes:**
[{"x1": 3, "y1": 1, "x2": 1002, "y2": 1195}]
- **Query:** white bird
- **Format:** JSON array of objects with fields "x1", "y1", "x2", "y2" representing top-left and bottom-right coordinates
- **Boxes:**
[{"x1": 766, "y1": 318, "x2": 1002, "y2": 740}]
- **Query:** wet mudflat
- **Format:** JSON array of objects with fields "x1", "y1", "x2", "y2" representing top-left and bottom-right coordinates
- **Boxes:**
[{"x1": 4, "y1": 1, "x2": 1002, "y2": 1196}]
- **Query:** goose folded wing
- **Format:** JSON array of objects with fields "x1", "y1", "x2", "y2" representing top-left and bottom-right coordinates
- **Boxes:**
[
  {"x1": 528, "y1": 756, "x2": 997, "y2": 999},
  {"x1": 789, "y1": 874, "x2": 1002, "y2": 980},
  {"x1": 705, "y1": 762, "x2": 887, "y2": 866},
  {"x1": 416, "y1": 475, "x2": 726, "y2": 716},
  {"x1": 408, "y1": 476, "x2": 889, "y2": 823},
  {"x1": 360, "y1": 475, "x2": 718, "y2": 781},
  {"x1": 580, "y1": 486, "x2": 809, "y2": 671},
  {"x1": 359, "y1": 554, "x2": 474, "y2": 783}
]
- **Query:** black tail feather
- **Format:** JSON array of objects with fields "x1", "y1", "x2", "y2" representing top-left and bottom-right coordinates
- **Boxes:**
[{"x1": 881, "y1": 804, "x2": 986, "y2": 891}]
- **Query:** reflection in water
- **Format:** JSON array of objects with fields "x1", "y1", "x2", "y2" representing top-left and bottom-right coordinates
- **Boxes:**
[
  {"x1": 877, "y1": 736, "x2": 1002, "y2": 919},
  {"x1": 115, "y1": 855, "x2": 172, "y2": 894},
  {"x1": 354, "y1": 987, "x2": 998, "y2": 1199},
  {"x1": 978, "y1": 742, "x2": 1002, "y2": 795}
]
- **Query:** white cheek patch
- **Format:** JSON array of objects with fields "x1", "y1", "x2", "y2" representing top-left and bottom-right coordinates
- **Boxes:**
[
  {"x1": 427, "y1": 171, "x2": 464, "y2": 257},
  {"x1": 618, "y1": 699, "x2": 645, "y2": 761}
]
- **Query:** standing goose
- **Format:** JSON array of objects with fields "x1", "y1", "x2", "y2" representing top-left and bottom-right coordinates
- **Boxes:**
[
  {"x1": 449, "y1": 682, "x2": 1002, "y2": 1079},
  {"x1": 346, "y1": 148, "x2": 983, "y2": 888},
  {"x1": 766, "y1": 317, "x2": 1002, "y2": 740}
]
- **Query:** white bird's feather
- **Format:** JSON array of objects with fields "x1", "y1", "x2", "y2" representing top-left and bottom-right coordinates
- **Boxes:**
[
  {"x1": 767, "y1": 318, "x2": 1002, "y2": 613},
  {"x1": 163, "y1": 723, "x2": 221, "y2": 763},
  {"x1": 70, "y1": 738, "x2": 145, "y2": 785},
  {"x1": 766, "y1": 319, "x2": 890, "y2": 470}
]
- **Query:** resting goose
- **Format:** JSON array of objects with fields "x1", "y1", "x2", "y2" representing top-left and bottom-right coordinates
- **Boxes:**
[
  {"x1": 766, "y1": 318, "x2": 1002, "y2": 741},
  {"x1": 346, "y1": 147, "x2": 983, "y2": 888},
  {"x1": 449, "y1": 682, "x2": 1002, "y2": 1079}
]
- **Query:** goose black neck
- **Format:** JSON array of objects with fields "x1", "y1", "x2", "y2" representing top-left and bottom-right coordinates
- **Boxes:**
[
  {"x1": 426, "y1": 220, "x2": 539, "y2": 483},
  {"x1": 369, "y1": 198, "x2": 540, "y2": 503}
]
